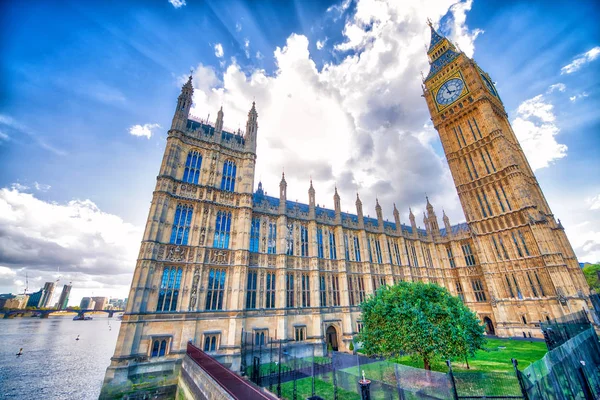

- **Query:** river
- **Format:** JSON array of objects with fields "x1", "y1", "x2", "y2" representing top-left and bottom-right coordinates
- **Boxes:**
[{"x1": 0, "y1": 314, "x2": 120, "y2": 399}]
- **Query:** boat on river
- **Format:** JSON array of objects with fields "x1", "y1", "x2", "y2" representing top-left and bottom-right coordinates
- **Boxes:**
[{"x1": 73, "y1": 315, "x2": 93, "y2": 321}]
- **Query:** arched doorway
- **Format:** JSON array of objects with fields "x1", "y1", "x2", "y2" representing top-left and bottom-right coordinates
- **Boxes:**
[
  {"x1": 326, "y1": 325, "x2": 338, "y2": 351},
  {"x1": 483, "y1": 317, "x2": 495, "y2": 335}
]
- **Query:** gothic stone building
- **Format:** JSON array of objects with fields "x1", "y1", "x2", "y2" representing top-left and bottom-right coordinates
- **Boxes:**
[{"x1": 102, "y1": 24, "x2": 591, "y2": 393}]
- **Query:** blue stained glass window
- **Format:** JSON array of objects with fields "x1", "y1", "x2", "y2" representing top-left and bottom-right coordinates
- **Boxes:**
[
  {"x1": 206, "y1": 269, "x2": 226, "y2": 310},
  {"x1": 301, "y1": 225, "x2": 309, "y2": 257},
  {"x1": 367, "y1": 238, "x2": 373, "y2": 262},
  {"x1": 329, "y1": 231, "x2": 337, "y2": 259},
  {"x1": 344, "y1": 234, "x2": 349, "y2": 260},
  {"x1": 182, "y1": 150, "x2": 202, "y2": 184},
  {"x1": 213, "y1": 211, "x2": 232, "y2": 249},
  {"x1": 286, "y1": 223, "x2": 294, "y2": 255},
  {"x1": 220, "y1": 160, "x2": 237, "y2": 192},
  {"x1": 249, "y1": 217, "x2": 260, "y2": 252},
  {"x1": 246, "y1": 270, "x2": 257, "y2": 309},
  {"x1": 170, "y1": 204, "x2": 193, "y2": 245},
  {"x1": 268, "y1": 222, "x2": 277, "y2": 254},
  {"x1": 375, "y1": 240, "x2": 383, "y2": 264},
  {"x1": 353, "y1": 236, "x2": 361, "y2": 262},
  {"x1": 156, "y1": 267, "x2": 182, "y2": 312},
  {"x1": 265, "y1": 272, "x2": 276, "y2": 308},
  {"x1": 317, "y1": 228, "x2": 324, "y2": 258}
]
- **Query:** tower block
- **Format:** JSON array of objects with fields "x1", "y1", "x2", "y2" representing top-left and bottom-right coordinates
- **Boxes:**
[{"x1": 421, "y1": 22, "x2": 590, "y2": 336}]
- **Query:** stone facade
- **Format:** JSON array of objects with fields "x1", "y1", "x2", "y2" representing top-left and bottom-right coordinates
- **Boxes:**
[{"x1": 101, "y1": 25, "x2": 591, "y2": 395}]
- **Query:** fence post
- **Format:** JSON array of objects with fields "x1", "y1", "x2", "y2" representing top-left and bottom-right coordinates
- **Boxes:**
[
  {"x1": 277, "y1": 339, "x2": 282, "y2": 398},
  {"x1": 511, "y1": 358, "x2": 529, "y2": 400},
  {"x1": 332, "y1": 352, "x2": 338, "y2": 400},
  {"x1": 446, "y1": 360, "x2": 459, "y2": 400}
]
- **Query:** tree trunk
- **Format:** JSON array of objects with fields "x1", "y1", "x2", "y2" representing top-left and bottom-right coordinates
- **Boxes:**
[
  {"x1": 423, "y1": 357, "x2": 431, "y2": 370},
  {"x1": 465, "y1": 356, "x2": 470, "y2": 369}
]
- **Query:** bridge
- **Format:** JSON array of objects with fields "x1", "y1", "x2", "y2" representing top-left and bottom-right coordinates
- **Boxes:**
[{"x1": 2, "y1": 308, "x2": 124, "y2": 319}]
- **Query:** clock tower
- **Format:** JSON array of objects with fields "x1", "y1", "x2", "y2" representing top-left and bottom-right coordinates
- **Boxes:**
[{"x1": 422, "y1": 21, "x2": 590, "y2": 335}]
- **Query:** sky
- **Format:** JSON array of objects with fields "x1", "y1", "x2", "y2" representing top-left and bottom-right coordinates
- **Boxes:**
[{"x1": 0, "y1": 0, "x2": 599, "y2": 306}]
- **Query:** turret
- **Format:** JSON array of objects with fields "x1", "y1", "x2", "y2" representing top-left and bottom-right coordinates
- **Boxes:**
[
  {"x1": 245, "y1": 101, "x2": 258, "y2": 153},
  {"x1": 356, "y1": 194, "x2": 364, "y2": 228},
  {"x1": 334, "y1": 186, "x2": 341, "y2": 224},
  {"x1": 443, "y1": 209, "x2": 452, "y2": 237},
  {"x1": 375, "y1": 199, "x2": 383, "y2": 232},
  {"x1": 393, "y1": 203, "x2": 401, "y2": 234},
  {"x1": 279, "y1": 172, "x2": 287, "y2": 214},
  {"x1": 409, "y1": 208, "x2": 417, "y2": 237},
  {"x1": 425, "y1": 196, "x2": 440, "y2": 238},
  {"x1": 171, "y1": 75, "x2": 193, "y2": 131},
  {"x1": 215, "y1": 106, "x2": 224, "y2": 133},
  {"x1": 308, "y1": 180, "x2": 316, "y2": 219},
  {"x1": 423, "y1": 212, "x2": 429, "y2": 235}
]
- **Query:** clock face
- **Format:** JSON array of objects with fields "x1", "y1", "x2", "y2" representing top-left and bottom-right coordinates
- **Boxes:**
[
  {"x1": 481, "y1": 74, "x2": 497, "y2": 97},
  {"x1": 435, "y1": 78, "x2": 465, "y2": 105}
]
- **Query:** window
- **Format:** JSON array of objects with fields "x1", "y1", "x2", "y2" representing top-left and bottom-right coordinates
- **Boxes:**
[
  {"x1": 447, "y1": 246, "x2": 456, "y2": 268},
  {"x1": 157, "y1": 267, "x2": 182, "y2": 312},
  {"x1": 353, "y1": 235, "x2": 361, "y2": 262},
  {"x1": 344, "y1": 234, "x2": 350, "y2": 260},
  {"x1": 286, "y1": 223, "x2": 294, "y2": 255},
  {"x1": 485, "y1": 148, "x2": 496, "y2": 171},
  {"x1": 454, "y1": 127, "x2": 463, "y2": 149},
  {"x1": 462, "y1": 243, "x2": 476, "y2": 266},
  {"x1": 480, "y1": 151, "x2": 490, "y2": 174},
  {"x1": 220, "y1": 160, "x2": 236, "y2": 192},
  {"x1": 151, "y1": 338, "x2": 169, "y2": 357},
  {"x1": 505, "y1": 276, "x2": 515, "y2": 298},
  {"x1": 203, "y1": 334, "x2": 218, "y2": 352},
  {"x1": 472, "y1": 118, "x2": 483, "y2": 139},
  {"x1": 286, "y1": 273, "x2": 294, "y2": 308},
  {"x1": 393, "y1": 242, "x2": 401, "y2": 265},
  {"x1": 405, "y1": 242, "x2": 411, "y2": 266},
  {"x1": 372, "y1": 276, "x2": 386, "y2": 291},
  {"x1": 374, "y1": 239, "x2": 383, "y2": 264},
  {"x1": 317, "y1": 228, "x2": 324, "y2": 258},
  {"x1": 213, "y1": 211, "x2": 231, "y2": 249},
  {"x1": 301, "y1": 225, "x2": 309, "y2": 257},
  {"x1": 527, "y1": 272, "x2": 538, "y2": 297},
  {"x1": 458, "y1": 125, "x2": 467, "y2": 146},
  {"x1": 301, "y1": 273, "x2": 310, "y2": 307},
  {"x1": 357, "y1": 276, "x2": 365, "y2": 303},
  {"x1": 205, "y1": 269, "x2": 226, "y2": 310},
  {"x1": 483, "y1": 192, "x2": 493, "y2": 216},
  {"x1": 500, "y1": 185, "x2": 512, "y2": 210},
  {"x1": 320, "y1": 275, "x2": 327, "y2": 307},
  {"x1": 426, "y1": 248, "x2": 434, "y2": 268},
  {"x1": 513, "y1": 275, "x2": 523, "y2": 299},
  {"x1": 367, "y1": 238, "x2": 373, "y2": 263},
  {"x1": 268, "y1": 222, "x2": 277, "y2": 254},
  {"x1": 456, "y1": 281, "x2": 464, "y2": 302},
  {"x1": 170, "y1": 204, "x2": 193, "y2": 245},
  {"x1": 254, "y1": 330, "x2": 267, "y2": 346},
  {"x1": 249, "y1": 218, "x2": 260, "y2": 253},
  {"x1": 476, "y1": 193, "x2": 487, "y2": 218},
  {"x1": 408, "y1": 241, "x2": 419, "y2": 267},
  {"x1": 465, "y1": 159, "x2": 474, "y2": 180},
  {"x1": 468, "y1": 119, "x2": 477, "y2": 141},
  {"x1": 329, "y1": 230, "x2": 337, "y2": 259},
  {"x1": 494, "y1": 187, "x2": 506, "y2": 212},
  {"x1": 294, "y1": 326, "x2": 306, "y2": 341},
  {"x1": 348, "y1": 276, "x2": 364, "y2": 306},
  {"x1": 512, "y1": 232, "x2": 523, "y2": 257},
  {"x1": 246, "y1": 270, "x2": 257, "y2": 309},
  {"x1": 534, "y1": 272, "x2": 546, "y2": 297},
  {"x1": 331, "y1": 275, "x2": 340, "y2": 306},
  {"x1": 265, "y1": 272, "x2": 276, "y2": 308},
  {"x1": 469, "y1": 155, "x2": 479, "y2": 178},
  {"x1": 499, "y1": 236, "x2": 510, "y2": 259},
  {"x1": 357, "y1": 322, "x2": 364, "y2": 333},
  {"x1": 472, "y1": 279, "x2": 486, "y2": 302},
  {"x1": 518, "y1": 231, "x2": 530, "y2": 256},
  {"x1": 183, "y1": 150, "x2": 202, "y2": 184},
  {"x1": 491, "y1": 237, "x2": 502, "y2": 260}
]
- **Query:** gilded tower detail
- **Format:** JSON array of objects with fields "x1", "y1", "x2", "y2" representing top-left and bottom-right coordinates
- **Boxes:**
[{"x1": 101, "y1": 26, "x2": 592, "y2": 395}]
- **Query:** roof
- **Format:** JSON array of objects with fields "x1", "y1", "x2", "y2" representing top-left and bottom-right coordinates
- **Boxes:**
[
  {"x1": 186, "y1": 119, "x2": 245, "y2": 145},
  {"x1": 428, "y1": 25, "x2": 445, "y2": 52},
  {"x1": 426, "y1": 48, "x2": 460, "y2": 80}
]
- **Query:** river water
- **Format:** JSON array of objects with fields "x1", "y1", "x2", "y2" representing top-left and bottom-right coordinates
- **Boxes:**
[{"x1": 0, "y1": 314, "x2": 120, "y2": 399}]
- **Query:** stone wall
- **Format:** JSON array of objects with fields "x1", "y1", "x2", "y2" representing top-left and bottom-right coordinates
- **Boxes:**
[{"x1": 176, "y1": 355, "x2": 234, "y2": 400}]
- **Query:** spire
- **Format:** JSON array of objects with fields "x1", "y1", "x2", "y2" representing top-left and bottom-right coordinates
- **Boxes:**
[
  {"x1": 393, "y1": 203, "x2": 401, "y2": 233},
  {"x1": 215, "y1": 106, "x2": 224, "y2": 133},
  {"x1": 356, "y1": 193, "x2": 364, "y2": 227},
  {"x1": 424, "y1": 19, "x2": 460, "y2": 81},
  {"x1": 171, "y1": 74, "x2": 194, "y2": 131},
  {"x1": 308, "y1": 180, "x2": 316, "y2": 210},
  {"x1": 427, "y1": 19, "x2": 445, "y2": 53},
  {"x1": 375, "y1": 198, "x2": 383, "y2": 231},
  {"x1": 426, "y1": 196, "x2": 434, "y2": 215},
  {"x1": 245, "y1": 101, "x2": 258, "y2": 153},
  {"x1": 279, "y1": 172, "x2": 287, "y2": 214},
  {"x1": 333, "y1": 186, "x2": 341, "y2": 223},
  {"x1": 443, "y1": 209, "x2": 452, "y2": 235}
]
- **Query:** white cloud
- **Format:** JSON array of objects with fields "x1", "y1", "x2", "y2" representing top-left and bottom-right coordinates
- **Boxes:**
[
  {"x1": 128, "y1": 123, "x2": 161, "y2": 139},
  {"x1": 569, "y1": 92, "x2": 589, "y2": 102},
  {"x1": 186, "y1": 0, "x2": 481, "y2": 225},
  {"x1": 34, "y1": 182, "x2": 51, "y2": 192},
  {"x1": 316, "y1": 38, "x2": 327, "y2": 50},
  {"x1": 561, "y1": 46, "x2": 600, "y2": 74},
  {"x1": 444, "y1": 0, "x2": 483, "y2": 58},
  {"x1": 547, "y1": 83, "x2": 566, "y2": 93},
  {"x1": 11, "y1": 182, "x2": 29, "y2": 191},
  {"x1": 0, "y1": 186, "x2": 141, "y2": 304},
  {"x1": 0, "y1": 130, "x2": 8, "y2": 142},
  {"x1": 256, "y1": 51, "x2": 263, "y2": 60},
  {"x1": 168, "y1": 0, "x2": 186, "y2": 9},
  {"x1": 244, "y1": 39, "x2": 250, "y2": 58},
  {"x1": 512, "y1": 94, "x2": 567, "y2": 170},
  {"x1": 214, "y1": 43, "x2": 224, "y2": 58},
  {"x1": 588, "y1": 194, "x2": 600, "y2": 210},
  {"x1": 236, "y1": 22, "x2": 242, "y2": 32}
]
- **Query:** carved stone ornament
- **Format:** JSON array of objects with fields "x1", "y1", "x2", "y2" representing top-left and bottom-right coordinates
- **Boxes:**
[
  {"x1": 211, "y1": 250, "x2": 228, "y2": 264},
  {"x1": 167, "y1": 246, "x2": 187, "y2": 262},
  {"x1": 490, "y1": 295, "x2": 498, "y2": 307}
]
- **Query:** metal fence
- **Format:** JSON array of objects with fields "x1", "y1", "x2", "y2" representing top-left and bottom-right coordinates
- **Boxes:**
[
  {"x1": 539, "y1": 310, "x2": 592, "y2": 350},
  {"x1": 519, "y1": 327, "x2": 600, "y2": 400}
]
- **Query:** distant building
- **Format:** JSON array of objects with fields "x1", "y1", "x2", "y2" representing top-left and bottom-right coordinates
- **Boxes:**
[
  {"x1": 26, "y1": 289, "x2": 44, "y2": 308},
  {"x1": 0, "y1": 293, "x2": 29, "y2": 310},
  {"x1": 57, "y1": 284, "x2": 72, "y2": 310},
  {"x1": 39, "y1": 282, "x2": 56, "y2": 308},
  {"x1": 92, "y1": 297, "x2": 108, "y2": 310},
  {"x1": 80, "y1": 297, "x2": 94, "y2": 309}
]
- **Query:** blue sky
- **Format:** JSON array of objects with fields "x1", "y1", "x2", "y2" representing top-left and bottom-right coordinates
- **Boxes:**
[{"x1": 1, "y1": 0, "x2": 599, "y2": 304}]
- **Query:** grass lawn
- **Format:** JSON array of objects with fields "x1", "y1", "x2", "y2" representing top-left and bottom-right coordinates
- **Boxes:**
[
  {"x1": 390, "y1": 338, "x2": 547, "y2": 372},
  {"x1": 280, "y1": 376, "x2": 361, "y2": 400}
]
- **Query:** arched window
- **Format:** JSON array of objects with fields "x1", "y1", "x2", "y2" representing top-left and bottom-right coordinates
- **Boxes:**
[
  {"x1": 249, "y1": 217, "x2": 260, "y2": 252},
  {"x1": 170, "y1": 204, "x2": 193, "y2": 245},
  {"x1": 159, "y1": 340, "x2": 167, "y2": 356},
  {"x1": 183, "y1": 150, "x2": 202, "y2": 184},
  {"x1": 220, "y1": 160, "x2": 236, "y2": 192},
  {"x1": 156, "y1": 267, "x2": 183, "y2": 312},
  {"x1": 213, "y1": 211, "x2": 232, "y2": 249},
  {"x1": 151, "y1": 340, "x2": 160, "y2": 357}
]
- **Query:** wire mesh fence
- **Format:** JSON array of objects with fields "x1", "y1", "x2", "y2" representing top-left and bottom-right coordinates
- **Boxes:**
[
  {"x1": 539, "y1": 310, "x2": 591, "y2": 350},
  {"x1": 520, "y1": 327, "x2": 600, "y2": 400}
]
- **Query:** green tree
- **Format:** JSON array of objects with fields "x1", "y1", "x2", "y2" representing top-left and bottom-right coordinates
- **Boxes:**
[
  {"x1": 357, "y1": 281, "x2": 485, "y2": 370},
  {"x1": 582, "y1": 263, "x2": 600, "y2": 292}
]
